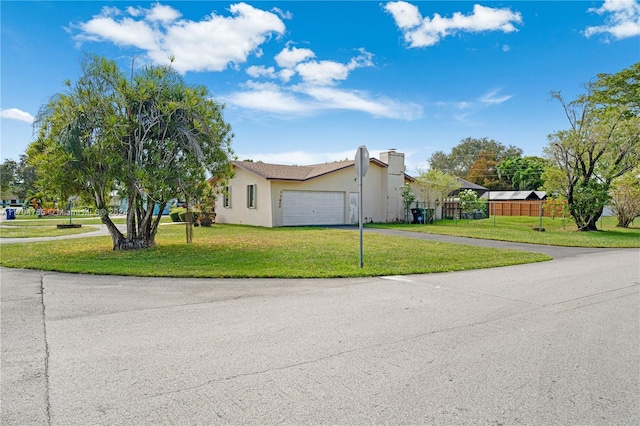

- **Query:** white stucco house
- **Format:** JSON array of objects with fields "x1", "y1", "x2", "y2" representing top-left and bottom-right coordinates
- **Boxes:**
[{"x1": 211, "y1": 150, "x2": 414, "y2": 227}]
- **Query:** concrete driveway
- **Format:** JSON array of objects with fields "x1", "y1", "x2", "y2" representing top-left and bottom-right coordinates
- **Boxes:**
[{"x1": 2, "y1": 236, "x2": 639, "y2": 425}]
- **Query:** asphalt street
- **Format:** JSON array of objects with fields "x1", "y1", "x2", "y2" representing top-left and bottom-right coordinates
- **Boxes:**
[{"x1": 1, "y1": 231, "x2": 639, "y2": 425}]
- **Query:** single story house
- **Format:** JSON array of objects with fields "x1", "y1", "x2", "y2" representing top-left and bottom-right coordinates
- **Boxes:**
[{"x1": 212, "y1": 150, "x2": 414, "y2": 227}]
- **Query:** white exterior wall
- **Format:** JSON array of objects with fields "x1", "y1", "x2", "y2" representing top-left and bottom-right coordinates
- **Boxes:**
[{"x1": 214, "y1": 167, "x2": 273, "y2": 227}]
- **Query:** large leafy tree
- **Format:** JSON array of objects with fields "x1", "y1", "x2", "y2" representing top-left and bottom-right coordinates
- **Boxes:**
[
  {"x1": 413, "y1": 169, "x2": 461, "y2": 219},
  {"x1": 0, "y1": 160, "x2": 17, "y2": 199},
  {"x1": 466, "y1": 151, "x2": 501, "y2": 190},
  {"x1": 428, "y1": 137, "x2": 522, "y2": 178},
  {"x1": 544, "y1": 62, "x2": 640, "y2": 231},
  {"x1": 497, "y1": 156, "x2": 547, "y2": 190},
  {"x1": 0, "y1": 155, "x2": 37, "y2": 203},
  {"x1": 30, "y1": 55, "x2": 233, "y2": 249}
]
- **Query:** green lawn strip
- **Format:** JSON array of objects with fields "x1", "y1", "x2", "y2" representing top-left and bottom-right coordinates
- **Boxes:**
[
  {"x1": 369, "y1": 216, "x2": 640, "y2": 248},
  {"x1": 0, "y1": 225, "x2": 550, "y2": 278},
  {"x1": 0, "y1": 224, "x2": 99, "y2": 237},
  {"x1": 5, "y1": 216, "x2": 127, "y2": 226},
  {"x1": 0, "y1": 216, "x2": 168, "y2": 237}
]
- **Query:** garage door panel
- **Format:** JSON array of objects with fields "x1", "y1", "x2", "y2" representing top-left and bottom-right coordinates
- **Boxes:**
[{"x1": 282, "y1": 191, "x2": 345, "y2": 226}]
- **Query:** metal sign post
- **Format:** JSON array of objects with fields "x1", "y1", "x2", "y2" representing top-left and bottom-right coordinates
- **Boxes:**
[{"x1": 354, "y1": 146, "x2": 369, "y2": 268}]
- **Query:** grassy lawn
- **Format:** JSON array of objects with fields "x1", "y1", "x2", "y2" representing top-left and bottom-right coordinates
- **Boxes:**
[
  {"x1": 1, "y1": 216, "x2": 136, "y2": 238},
  {"x1": 369, "y1": 216, "x2": 640, "y2": 248},
  {"x1": 0, "y1": 224, "x2": 550, "y2": 278},
  {"x1": 0, "y1": 217, "x2": 100, "y2": 237}
]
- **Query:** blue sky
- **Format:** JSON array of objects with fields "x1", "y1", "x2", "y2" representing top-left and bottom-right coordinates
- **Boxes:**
[{"x1": 1, "y1": 1, "x2": 639, "y2": 174}]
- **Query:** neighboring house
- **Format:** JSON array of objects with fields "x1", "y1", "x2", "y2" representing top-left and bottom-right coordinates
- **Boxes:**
[
  {"x1": 452, "y1": 177, "x2": 489, "y2": 198},
  {"x1": 212, "y1": 150, "x2": 414, "y2": 227},
  {"x1": 1, "y1": 195, "x2": 25, "y2": 208},
  {"x1": 441, "y1": 178, "x2": 489, "y2": 220}
]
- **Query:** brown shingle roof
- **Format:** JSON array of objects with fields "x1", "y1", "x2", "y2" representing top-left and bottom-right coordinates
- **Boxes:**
[{"x1": 233, "y1": 159, "x2": 382, "y2": 181}]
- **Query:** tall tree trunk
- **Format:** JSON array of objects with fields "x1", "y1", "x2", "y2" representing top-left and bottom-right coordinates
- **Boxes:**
[
  {"x1": 583, "y1": 214, "x2": 601, "y2": 231},
  {"x1": 113, "y1": 235, "x2": 156, "y2": 250},
  {"x1": 97, "y1": 207, "x2": 125, "y2": 248}
]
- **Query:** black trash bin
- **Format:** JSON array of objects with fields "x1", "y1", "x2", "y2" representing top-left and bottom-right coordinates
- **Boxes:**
[
  {"x1": 410, "y1": 208, "x2": 422, "y2": 224},
  {"x1": 6, "y1": 208, "x2": 16, "y2": 220}
]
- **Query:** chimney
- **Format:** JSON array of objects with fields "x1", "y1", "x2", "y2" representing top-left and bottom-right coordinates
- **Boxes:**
[{"x1": 379, "y1": 150, "x2": 406, "y2": 222}]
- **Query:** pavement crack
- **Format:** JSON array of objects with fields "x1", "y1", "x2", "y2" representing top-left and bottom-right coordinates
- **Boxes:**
[
  {"x1": 148, "y1": 346, "x2": 366, "y2": 399},
  {"x1": 550, "y1": 283, "x2": 639, "y2": 308},
  {"x1": 148, "y1": 307, "x2": 538, "y2": 400},
  {"x1": 39, "y1": 273, "x2": 52, "y2": 426}
]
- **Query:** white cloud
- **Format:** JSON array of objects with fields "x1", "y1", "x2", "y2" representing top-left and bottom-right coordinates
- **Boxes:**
[
  {"x1": 1, "y1": 108, "x2": 35, "y2": 124},
  {"x1": 246, "y1": 65, "x2": 276, "y2": 78},
  {"x1": 222, "y1": 81, "x2": 319, "y2": 115},
  {"x1": 298, "y1": 86, "x2": 423, "y2": 119},
  {"x1": 434, "y1": 88, "x2": 514, "y2": 123},
  {"x1": 479, "y1": 88, "x2": 513, "y2": 105},
  {"x1": 295, "y1": 60, "x2": 351, "y2": 85},
  {"x1": 278, "y1": 68, "x2": 296, "y2": 83},
  {"x1": 384, "y1": 1, "x2": 523, "y2": 48},
  {"x1": 274, "y1": 46, "x2": 316, "y2": 68},
  {"x1": 76, "y1": 14, "x2": 160, "y2": 51},
  {"x1": 295, "y1": 49, "x2": 374, "y2": 85},
  {"x1": 146, "y1": 3, "x2": 182, "y2": 23},
  {"x1": 271, "y1": 7, "x2": 293, "y2": 20},
  {"x1": 383, "y1": 1, "x2": 421, "y2": 29},
  {"x1": 224, "y1": 46, "x2": 418, "y2": 119},
  {"x1": 73, "y1": 2, "x2": 286, "y2": 73},
  {"x1": 225, "y1": 81, "x2": 422, "y2": 120},
  {"x1": 584, "y1": 0, "x2": 640, "y2": 39}
]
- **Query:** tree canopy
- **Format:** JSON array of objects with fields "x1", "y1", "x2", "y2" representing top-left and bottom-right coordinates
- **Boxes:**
[
  {"x1": 29, "y1": 55, "x2": 234, "y2": 249},
  {"x1": 497, "y1": 156, "x2": 547, "y2": 191},
  {"x1": 428, "y1": 137, "x2": 522, "y2": 179},
  {"x1": 413, "y1": 169, "x2": 460, "y2": 214},
  {"x1": 544, "y1": 61, "x2": 640, "y2": 231},
  {"x1": 0, "y1": 155, "x2": 37, "y2": 203}
]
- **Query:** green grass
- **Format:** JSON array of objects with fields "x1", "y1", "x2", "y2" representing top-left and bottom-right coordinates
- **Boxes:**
[
  {"x1": 0, "y1": 224, "x2": 550, "y2": 278},
  {"x1": 369, "y1": 216, "x2": 640, "y2": 248},
  {"x1": 1, "y1": 216, "x2": 147, "y2": 238},
  {"x1": 0, "y1": 219, "x2": 100, "y2": 237}
]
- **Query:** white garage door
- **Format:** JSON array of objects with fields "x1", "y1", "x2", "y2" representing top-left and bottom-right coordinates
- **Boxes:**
[{"x1": 282, "y1": 191, "x2": 345, "y2": 226}]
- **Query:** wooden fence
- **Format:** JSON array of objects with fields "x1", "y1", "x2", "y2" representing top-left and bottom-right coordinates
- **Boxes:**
[
  {"x1": 490, "y1": 200, "x2": 565, "y2": 217},
  {"x1": 442, "y1": 200, "x2": 566, "y2": 219}
]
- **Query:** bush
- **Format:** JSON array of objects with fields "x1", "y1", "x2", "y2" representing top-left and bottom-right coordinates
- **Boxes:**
[
  {"x1": 169, "y1": 207, "x2": 186, "y2": 222},
  {"x1": 178, "y1": 210, "x2": 200, "y2": 223}
]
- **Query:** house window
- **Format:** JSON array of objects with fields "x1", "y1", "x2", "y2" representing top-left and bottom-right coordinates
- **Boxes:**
[
  {"x1": 247, "y1": 184, "x2": 257, "y2": 208},
  {"x1": 223, "y1": 186, "x2": 231, "y2": 208}
]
